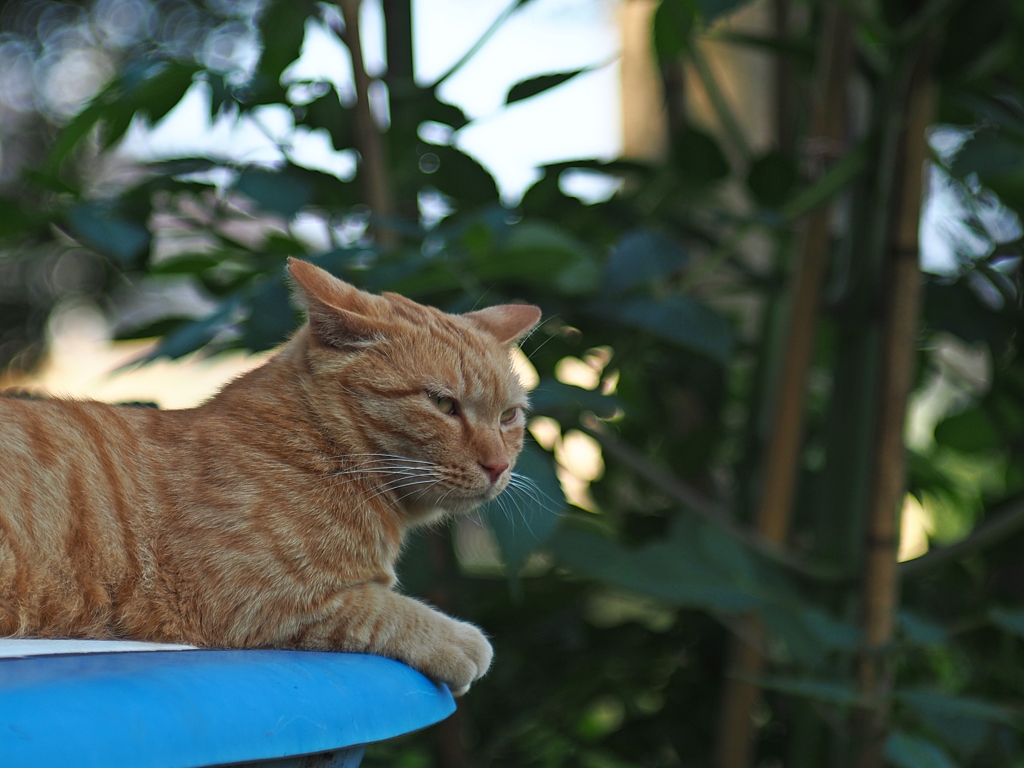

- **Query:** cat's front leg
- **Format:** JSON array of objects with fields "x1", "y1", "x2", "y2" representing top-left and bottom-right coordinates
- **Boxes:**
[{"x1": 295, "y1": 582, "x2": 493, "y2": 695}]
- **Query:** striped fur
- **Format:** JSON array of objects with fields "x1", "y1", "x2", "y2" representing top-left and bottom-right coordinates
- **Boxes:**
[{"x1": 0, "y1": 259, "x2": 541, "y2": 694}]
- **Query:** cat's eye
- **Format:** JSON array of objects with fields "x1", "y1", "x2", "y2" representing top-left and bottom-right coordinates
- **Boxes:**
[
  {"x1": 430, "y1": 393, "x2": 458, "y2": 416},
  {"x1": 500, "y1": 407, "x2": 519, "y2": 424}
]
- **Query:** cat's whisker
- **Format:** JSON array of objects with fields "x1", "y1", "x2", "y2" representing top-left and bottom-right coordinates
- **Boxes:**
[
  {"x1": 351, "y1": 477, "x2": 439, "y2": 514},
  {"x1": 334, "y1": 453, "x2": 438, "y2": 465},
  {"x1": 503, "y1": 474, "x2": 564, "y2": 523},
  {"x1": 430, "y1": 488, "x2": 455, "y2": 514},
  {"x1": 508, "y1": 473, "x2": 561, "y2": 509},
  {"x1": 375, "y1": 478, "x2": 438, "y2": 496},
  {"x1": 395, "y1": 484, "x2": 439, "y2": 505},
  {"x1": 331, "y1": 463, "x2": 432, "y2": 473},
  {"x1": 331, "y1": 467, "x2": 435, "y2": 480},
  {"x1": 482, "y1": 497, "x2": 513, "y2": 539},
  {"x1": 497, "y1": 496, "x2": 518, "y2": 539},
  {"x1": 521, "y1": 320, "x2": 560, "y2": 360},
  {"x1": 502, "y1": 486, "x2": 534, "y2": 539}
]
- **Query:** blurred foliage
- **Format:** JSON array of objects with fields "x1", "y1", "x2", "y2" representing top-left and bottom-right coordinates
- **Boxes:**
[{"x1": 4, "y1": 0, "x2": 1024, "y2": 766}]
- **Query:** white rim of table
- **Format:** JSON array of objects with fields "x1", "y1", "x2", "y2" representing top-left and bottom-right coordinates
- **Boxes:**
[{"x1": 0, "y1": 638, "x2": 197, "y2": 658}]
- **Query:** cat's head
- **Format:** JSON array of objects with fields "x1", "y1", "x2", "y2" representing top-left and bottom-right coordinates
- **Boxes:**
[{"x1": 287, "y1": 258, "x2": 541, "y2": 521}]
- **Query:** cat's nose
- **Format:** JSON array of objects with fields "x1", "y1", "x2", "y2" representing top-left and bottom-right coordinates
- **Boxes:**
[{"x1": 480, "y1": 461, "x2": 509, "y2": 483}]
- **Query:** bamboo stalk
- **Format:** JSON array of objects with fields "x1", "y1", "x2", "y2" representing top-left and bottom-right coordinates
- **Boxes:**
[
  {"x1": 337, "y1": 0, "x2": 396, "y2": 247},
  {"x1": 714, "y1": 6, "x2": 853, "y2": 767},
  {"x1": 851, "y1": 49, "x2": 936, "y2": 768}
]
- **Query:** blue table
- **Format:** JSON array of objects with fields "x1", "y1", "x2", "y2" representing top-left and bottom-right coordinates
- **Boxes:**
[{"x1": 0, "y1": 647, "x2": 455, "y2": 768}]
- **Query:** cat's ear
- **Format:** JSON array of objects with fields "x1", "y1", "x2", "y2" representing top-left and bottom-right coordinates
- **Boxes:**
[
  {"x1": 287, "y1": 258, "x2": 388, "y2": 348},
  {"x1": 464, "y1": 304, "x2": 542, "y2": 344}
]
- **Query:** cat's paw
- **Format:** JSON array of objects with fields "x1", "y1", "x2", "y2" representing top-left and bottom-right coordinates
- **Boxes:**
[{"x1": 422, "y1": 617, "x2": 493, "y2": 696}]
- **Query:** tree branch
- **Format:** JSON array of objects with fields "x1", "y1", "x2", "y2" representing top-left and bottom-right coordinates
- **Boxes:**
[
  {"x1": 432, "y1": 0, "x2": 521, "y2": 87},
  {"x1": 337, "y1": 0, "x2": 396, "y2": 246}
]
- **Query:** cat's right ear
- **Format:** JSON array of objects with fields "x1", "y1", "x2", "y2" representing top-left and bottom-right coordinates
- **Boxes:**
[
  {"x1": 287, "y1": 258, "x2": 388, "y2": 349},
  {"x1": 464, "y1": 304, "x2": 542, "y2": 345}
]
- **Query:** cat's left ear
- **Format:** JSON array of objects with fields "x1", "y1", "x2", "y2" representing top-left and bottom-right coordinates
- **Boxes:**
[
  {"x1": 464, "y1": 304, "x2": 542, "y2": 345},
  {"x1": 287, "y1": 257, "x2": 390, "y2": 348}
]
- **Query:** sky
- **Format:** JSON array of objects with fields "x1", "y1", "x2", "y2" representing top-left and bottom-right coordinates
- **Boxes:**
[
  {"x1": 116, "y1": 0, "x2": 1024, "y2": 277},
  {"x1": 121, "y1": 0, "x2": 622, "y2": 203}
]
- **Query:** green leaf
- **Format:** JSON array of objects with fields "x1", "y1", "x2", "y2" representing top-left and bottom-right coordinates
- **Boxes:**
[
  {"x1": 529, "y1": 379, "x2": 619, "y2": 421},
  {"x1": 796, "y1": 606, "x2": 861, "y2": 651},
  {"x1": 989, "y1": 606, "x2": 1024, "y2": 637},
  {"x1": 747, "y1": 151, "x2": 799, "y2": 208},
  {"x1": 114, "y1": 317, "x2": 199, "y2": 342},
  {"x1": 951, "y1": 131, "x2": 1024, "y2": 181},
  {"x1": 102, "y1": 63, "x2": 202, "y2": 151},
  {"x1": 897, "y1": 690, "x2": 1019, "y2": 726},
  {"x1": 145, "y1": 298, "x2": 241, "y2": 361},
  {"x1": 301, "y1": 85, "x2": 353, "y2": 151},
  {"x1": 481, "y1": 442, "x2": 567, "y2": 576},
  {"x1": 900, "y1": 610, "x2": 949, "y2": 646},
  {"x1": 416, "y1": 89, "x2": 470, "y2": 130},
  {"x1": 654, "y1": 0, "x2": 698, "y2": 61},
  {"x1": 898, "y1": 690, "x2": 1001, "y2": 760},
  {"x1": 885, "y1": 731, "x2": 959, "y2": 768},
  {"x1": 698, "y1": 0, "x2": 756, "y2": 23},
  {"x1": 948, "y1": 91, "x2": 1024, "y2": 141},
  {"x1": 506, "y1": 70, "x2": 587, "y2": 105},
  {"x1": 253, "y1": 0, "x2": 318, "y2": 102},
  {"x1": 754, "y1": 676, "x2": 862, "y2": 706},
  {"x1": 150, "y1": 253, "x2": 226, "y2": 275},
  {"x1": 549, "y1": 517, "x2": 777, "y2": 613},
  {"x1": 924, "y1": 279, "x2": 1016, "y2": 355},
  {"x1": 235, "y1": 167, "x2": 313, "y2": 220},
  {"x1": 480, "y1": 222, "x2": 600, "y2": 294},
  {"x1": 780, "y1": 143, "x2": 866, "y2": 221},
  {"x1": 935, "y1": 2, "x2": 1011, "y2": 82},
  {"x1": 66, "y1": 202, "x2": 151, "y2": 268},
  {"x1": 45, "y1": 60, "x2": 200, "y2": 171},
  {"x1": 672, "y1": 126, "x2": 729, "y2": 186},
  {"x1": 207, "y1": 72, "x2": 237, "y2": 119},
  {"x1": 425, "y1": 145, "x2": 500, "y2": 204},
  {"x1": 45, "y1": 101, "x2": 106, "y2": 174},
  {"x1": 0, "y1": 199, "x2": 45, "y2": 242},
  {"x1": 934, "y1": 407, "x2": 1000, "y2": 452},
  {"x1": 112, "y1": 61, "x2": 201, "y2": 143},
  {"x1": 288, "y1": 164, "x2": 361, "y2": 209},
  {"x1": 597, "y1": 295, "x2": 733, "y2": 363},
  {"x1": 714, "y1": 32, "x2": 816, "y2": 65},
  {"x1": 603, "y1": 229, "x2": 688, "y2": 294},
  {"x1": 241, "y1": 275, "x2": 298, "y2": 352}
]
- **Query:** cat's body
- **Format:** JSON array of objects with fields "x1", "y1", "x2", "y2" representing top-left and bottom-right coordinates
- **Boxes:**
[{"x1": 0, "y1": 259, "x2": 541, "y2": 693}]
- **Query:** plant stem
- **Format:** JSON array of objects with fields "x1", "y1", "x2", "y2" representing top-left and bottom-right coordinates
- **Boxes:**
[
  {"x1": 687, "y1": 42, "x2": 751, "y2": 164},
  {"x1": 714, "y1": 6, "x2": 854, "y2": 766},
  {"x1": 852, "y1": 44, "x2": 937, "y2": 768},
  {"x1": 337, "y1": 0, "x2": 396, "y2": 247}
]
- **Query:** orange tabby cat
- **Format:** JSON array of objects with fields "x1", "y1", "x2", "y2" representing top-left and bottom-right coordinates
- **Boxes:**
[{"x1": 0, "y1": 258, "x2": 541, "y2": 694}]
